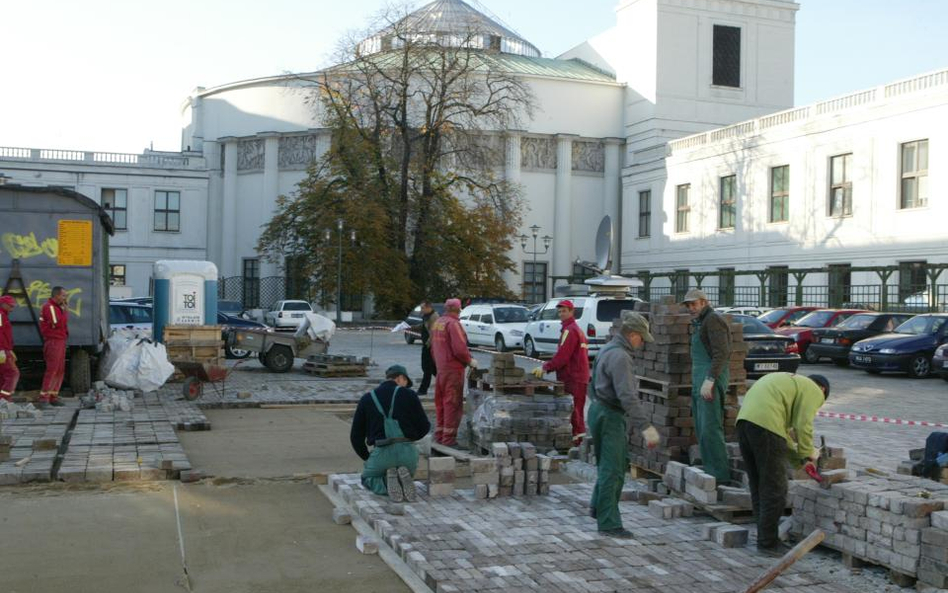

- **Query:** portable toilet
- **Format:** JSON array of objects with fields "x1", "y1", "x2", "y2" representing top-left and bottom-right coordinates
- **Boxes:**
[{"x1": 153, "y1": 260, "x2": 218, "y2": 341}]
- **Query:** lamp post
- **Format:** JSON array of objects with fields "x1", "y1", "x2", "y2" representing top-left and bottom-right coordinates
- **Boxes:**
[
  {"x1": 519, "y1": 225, "x2": 552, "y2": 303},
  {"x1": 324, "y1": 219, "x2": 356, "y2": 325}
]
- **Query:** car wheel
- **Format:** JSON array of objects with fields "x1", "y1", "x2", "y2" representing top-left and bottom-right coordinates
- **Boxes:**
[
  {"x1": 225, "y1": 344, "x2": 251, "y2": 359},
  {"x1": 832, "y1": 358, "x2": 849, "y2": 367},
  {"x1": 264, "y1": 345, "x2": 295, "y2": 373},
  {"x1": 494, "y1": 334, "x2": 507, "y2": 352},
  {"x1": 907, "y1": 354, "x2": 931, "y2": 379},
  {"x1": 802, "y1": 346, "x2": 820, "y2": 364},
  {"x1": 524, "y1": 336, "x2": 537, "y2": 359},
  {"x1": 404, "y1": 331, "x2": 415, "y2": 345}
]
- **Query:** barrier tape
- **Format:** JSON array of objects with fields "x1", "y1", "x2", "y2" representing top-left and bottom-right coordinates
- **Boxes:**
[
  {"x1": 346, "y1": 326, "x2": 548, "y2": 365},
  {"x1": 817, "y1": 411, "x2": 948, "y2": 429}
]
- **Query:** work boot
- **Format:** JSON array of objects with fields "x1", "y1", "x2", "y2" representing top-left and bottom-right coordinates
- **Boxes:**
[
  {"x1": 397, "y1": 467, "x2": 416, "y2": 502},
  {"x1": 386, "y1": 468, "x2": 404, "y2": 502},
  {"x1": 599, "y1": 527, "x2": 634, "y2": 540}
]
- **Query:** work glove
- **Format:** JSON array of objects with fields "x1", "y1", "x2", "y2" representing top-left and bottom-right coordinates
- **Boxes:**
[
  {"x1": 700, "y1": 378, "x2": 715, "y2": 401},
  {"x1": 643, "y1": 426, "x2": 660, "y2": 449},
  {"x1": 531, "y1": 367, "x2": 544, "y2": 379},
  {"x1": 0, "y1": 351, "x2": 5, "y2": 364},
  {"x1": 468, "y1": 359, "x2": 478, "y2": 369},
  {"x1": 802, "y1": 460, "x2": 818, "y2": 475}
]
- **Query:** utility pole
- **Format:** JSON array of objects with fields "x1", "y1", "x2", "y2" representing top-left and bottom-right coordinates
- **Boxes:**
[{"x1": 519, "y1": 225, "x2": 552, "y2": 303}]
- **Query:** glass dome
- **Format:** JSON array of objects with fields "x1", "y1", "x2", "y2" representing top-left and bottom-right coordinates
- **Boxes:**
[{"x1": 358, "y1": 0, "x2": 541, "y2": 58}]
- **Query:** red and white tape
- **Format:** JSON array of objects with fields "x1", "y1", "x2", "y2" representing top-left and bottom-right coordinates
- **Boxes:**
[{"x1": 817, "y1": 411, "x2": 948, "y2": 429}]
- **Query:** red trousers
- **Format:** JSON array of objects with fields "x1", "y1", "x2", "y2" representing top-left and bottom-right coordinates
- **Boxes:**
[
  {"x1": 0, "y1": 350, "x2": 18, "y2": 399},
  {"x1": 565, "y1": 380, "x2": 588, "y2": 437},
  {"x1": 434, "y1": 367, "x2": 465, "y2": 445},
  {"x1": 41, "y1": 339, "x2": 66, "y2": 399}
]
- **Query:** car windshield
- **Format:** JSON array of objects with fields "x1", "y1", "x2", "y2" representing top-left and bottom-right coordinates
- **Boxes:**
[
  {"x1": 836, "y1": 314, "x2": 875, "y2": 330},
  {"x1": 734, "y1": 315, "x2": 772, "y2": 335},
  {"x1": 794, "y1": 311, "x2": 835, "y2": 327},
  {"x1": 596, "y1": 300, "x2": 638, "y2": 322},
  {"x1": 283, "y1": 302, "x2": 311, "y2": 311},
  {"x1": 493, "y1": 307, "x2": 528, "y2": 323},
  {"x1": 218, "y1": 300, "x2": 242, "y2": 314},
  {"x1": 894, "y1": 316, "x2": 947, "y2": 336},
  {"x1": 757, "y1": 309, "x2": 789, "y2": 324}
]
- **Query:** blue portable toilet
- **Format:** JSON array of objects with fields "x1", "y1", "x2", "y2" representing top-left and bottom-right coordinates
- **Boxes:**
[{"x1": 153, "y1": 260, "x2": 218, "y2": 342}]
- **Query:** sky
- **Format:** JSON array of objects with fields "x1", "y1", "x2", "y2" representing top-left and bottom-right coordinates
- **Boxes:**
[{"x1": 1, "y1": 0, "x2": 946, "y2": 154}]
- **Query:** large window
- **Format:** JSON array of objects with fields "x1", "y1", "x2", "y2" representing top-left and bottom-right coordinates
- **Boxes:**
[
  {"x1": 109, "y1": 264, "x2": 126, "y2": 286},
  {"x1": 154, "y1": 190, "x2": 181, "y2": 232},
  {"x1": 712, "y1": 25, "x2": 741, "y2": 88},
  {"x1": 900, "y1": 139, "x2": 928, "y2": 209},
  {"x1": 770, "y1": 165, "x2": 789, "y2": 222},
  {"x1": 672, "y1": 269, "x2": 690, "y2": 302},
  {"x1": 829, "y1": 154, "x2": 853, "y2": 217},
  {"x1": 102, "y1": 188, "x2": 127, "y2": 230},
  {"x1": 768, "y1": 266, "x2": 789, "y2": 308},
  {"x1": 899, "y1": 260, "x2": 927, "y2": 301},
  {"x1": 676, "y1": 184, "x2": 690, "y2": 233},
  {"x1": 242, "y1": 258, "x2": 260, "y2": 309},
  {"x1": 719, "y1": 175, "x2": 736, "y2": 229},
  {"x1": 523, "y1": 261, "x2": 548, "y2": 304},
  {"x1": 638, "y1": 190, "x2": 651, "y2": 238}
]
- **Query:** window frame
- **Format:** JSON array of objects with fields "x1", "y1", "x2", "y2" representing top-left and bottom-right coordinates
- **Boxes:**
[
  {"x1": 675, "y1": 184, "x2": 690, "y2": 233},
  {"x1": 153, "y1": 190, "x2": 181, "y2": 232},
  {"x1": 102, "y1": 188, "x2": 128, "y2": 231},
  {"x1": 109, "y1": 264, "x2": 127, "y2": 286},
  {"x1": 637, "y1": 190, "x2": 651, "y2": 238},
  {"x1": 242, "y1": 258, "x2": 260, "y2": 309},
  {"x1": 828, "y1": 153, "x2": 853, "y2": 217},
  {"x1": 899, "y1": 139, "x2": 928, "y2": 209},
  {"x1": 718, "y1": 174, "x2": 737, "y2": 230},
  {"x1": 522, "y1": 260, "x2": 548, "y2": 304},
  {"x1": 769, "y1": 165, "x2": 789, "y2": 223},
  {"x1": 712, "y1": 24, "x2": 742, "y2": 88}
]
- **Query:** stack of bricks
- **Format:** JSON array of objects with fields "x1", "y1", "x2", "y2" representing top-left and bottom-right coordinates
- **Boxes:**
[
  {"x1": 897, "y1": 448, "x2": 948, "y2": 484},
  {"x1": 427, "y1": 456, "x2": 456, "y2": 497},
  {"x1": 0, "y1": 428, "x2": 10, "y2": 462},
  {"x1": 471, "y1": 442, "x2": 551, "y2": 499},
  {"x1": 792, "y1": 445, "x2": 848, "y2": 480},
  {"x1": 790, "y1": 472, "x2": 948, "y2": 583},
  {"x1": 920, "y1": 511, "x2": 948, "y2": 588},
  {"x1": 482, "y1": 353, "x2": 527, "y2": 386},
  {"x1": 648, "y1": 497, "x2": 694, "y2": 520},
  {"x1": 620, "y1": 297, "x2": 746, "y2": 475}
]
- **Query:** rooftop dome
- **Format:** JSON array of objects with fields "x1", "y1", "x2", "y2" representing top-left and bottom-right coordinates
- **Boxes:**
[{"x1": 358, "y1": 0, "x2": 541, "y2": 58}]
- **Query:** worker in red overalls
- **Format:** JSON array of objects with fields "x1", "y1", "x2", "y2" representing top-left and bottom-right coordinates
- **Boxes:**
[
  {"x1": 532, "y1": 300, "x2": 590, "y2": 444},
  {"x1": 430, "y1": 298, "x2": 476, "y2": 446},
  {"x1": 39, "y1": 286, "x2": 69, "y2": 408},
  {"x1": 0, "y1": 295, "x2": 19, "y2": 402}
]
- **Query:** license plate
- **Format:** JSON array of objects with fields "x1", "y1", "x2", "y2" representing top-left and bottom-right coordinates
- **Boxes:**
[
  {"x1": 943, "y1": 360, "x2": 948, "y2": 369},
  {"x1": 854, "y1": 355, "x2": 871, "y2": 364},
  {"x1": 821, "y1": 338, "x2": 835, "y2": 344},
  {"x1": 754, "y1": 363, "x2": 779, "y2": 371}
]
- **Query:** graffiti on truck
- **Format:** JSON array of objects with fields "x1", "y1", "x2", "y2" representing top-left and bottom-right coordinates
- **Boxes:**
[
  {"x1": 1, "y1": 232, "x2": 58, "y2": 261},
  {"x1": 10, "y1": 282, "x2": 83, "y2": 317}
]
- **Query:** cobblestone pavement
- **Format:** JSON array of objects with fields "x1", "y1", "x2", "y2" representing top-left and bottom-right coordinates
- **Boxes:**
[{"x1": 329, "y1": 473, "x2": 878, "y2": 593}]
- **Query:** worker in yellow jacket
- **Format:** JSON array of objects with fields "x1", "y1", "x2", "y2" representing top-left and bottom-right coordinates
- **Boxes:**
[{"x1": 736, "y1": 372, "x2": 829, "y2": 554}]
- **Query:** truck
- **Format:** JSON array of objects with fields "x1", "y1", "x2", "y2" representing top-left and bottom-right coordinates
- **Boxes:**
[{"x1": 0, "y1": 184, "x2": 114, "y2": 393}]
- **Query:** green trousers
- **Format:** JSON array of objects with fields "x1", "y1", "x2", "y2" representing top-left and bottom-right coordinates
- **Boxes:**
[
  {"x1": 691, "y1": 327, "x2": 731, "y2": 483},
  {"x1": 361, "y1": 442, "x2": 419, "y2": 496},
  {"x1": 589, "y1": 401, "x2": 628, "y2": 531}
]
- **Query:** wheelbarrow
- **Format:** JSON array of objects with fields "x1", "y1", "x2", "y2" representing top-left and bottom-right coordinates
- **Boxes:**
[{"x1": 175, "y1": 360, "x2": 230, "y2": 401}]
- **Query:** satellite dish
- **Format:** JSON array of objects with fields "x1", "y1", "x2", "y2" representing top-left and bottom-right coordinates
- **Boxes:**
[{"x1": 595, "y1": 216, "x2": 612, "y2": 273}]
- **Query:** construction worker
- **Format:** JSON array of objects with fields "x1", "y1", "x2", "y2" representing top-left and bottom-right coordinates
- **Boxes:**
[
  {"x1": 736, "y1": 372, "x2": 829, "y2": 554},
  {"x1": 410, "y1": 301, "x2": 439, "y2": 396},
  {"x1": 39, "y1": 286, "x2": 69, "y2": 408},
  {"x1": 588, "y1": 311, "x2": 660, "y2": 538},
  {"x1": 682, "y1": 289, "x2": 731, "y2": 483},
  {"x1": 531, "y1": 300, "x2": 589, "y2": 443},
  {"x1": 0, "y1": 295, "x2": 19, "y2": 402},
  {"x1": 350, "y1": 364, "x2": 431, "y2": 502},
  {"x1": 430, "y1": 298, "x2": 476, "y2": 446}
]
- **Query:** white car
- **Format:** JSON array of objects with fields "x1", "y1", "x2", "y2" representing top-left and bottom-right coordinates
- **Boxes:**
[
  {"x1": 265, "y1": 300, "x2": 314, "y2": 329},
  {"x1": 715, "y1": 306, "x2": 771, "y2": 317},
  {"x1": 522, "y1": 295, "x2": 642, "y2": 359},
  {"x1": 109, "y1": 302, "x2": 153, "y2": 335},
  {"x1": 459, "y1": 303, "x2": 530, "y2": 352}
]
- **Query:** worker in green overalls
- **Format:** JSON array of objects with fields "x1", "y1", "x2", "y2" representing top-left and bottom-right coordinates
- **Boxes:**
[
  {"x1": 588, "y1": 311, "x2": 660, "y2": 539},
  {"x1": 683, "y1": 289, "x2": 732, "y2": 483},
  {"x1": 350, "y1": 365, "x2": 431, "y2": 502}
]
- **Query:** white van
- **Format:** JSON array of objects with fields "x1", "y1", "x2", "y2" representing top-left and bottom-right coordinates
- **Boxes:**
[
  {"x1": 459, "y1": 303, "x2": 530, "y2": 352},
  {"x1": 522, "y1": 296, "x2": 642, "y2": 359}
]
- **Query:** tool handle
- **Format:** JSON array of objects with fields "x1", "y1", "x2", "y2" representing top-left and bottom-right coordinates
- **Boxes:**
[{"x1": 743, "y1": 529, "x2": 825, "y2": 593}]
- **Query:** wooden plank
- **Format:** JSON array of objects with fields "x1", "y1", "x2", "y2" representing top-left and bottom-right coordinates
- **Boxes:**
[
  {"x1": 431, "y1": 442, "x2": 478, "y2": 462},
  {"x1": 742, "y1": 529, "x2": 825, "y2": 593}
]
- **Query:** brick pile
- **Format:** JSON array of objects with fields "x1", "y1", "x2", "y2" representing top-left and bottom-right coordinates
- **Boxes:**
[
  {"x1": 921, "y1": 511, "x2": 948, "y2": 588},
  {"x1": 471, "y1": 442, "x2": 552, "y2": 499},
  {"x1": 897, "y1": 447, "x2": 948, "y2": 484},
  {"x1": 427, "y1": 456, "x2": 456, "y2": 497},
  {"x1": 790, "y1": 472, "x2": 948, "y2": 584}
]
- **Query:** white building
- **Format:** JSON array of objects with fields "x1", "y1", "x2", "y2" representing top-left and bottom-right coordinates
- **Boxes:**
[{"x1": 1, "y1": 0, "x2": 944, "y2": 311}]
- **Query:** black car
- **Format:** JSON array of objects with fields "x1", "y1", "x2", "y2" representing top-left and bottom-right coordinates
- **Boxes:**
[
  {"x1": 934, "y1": 344, "x2": 948, "y2": 381},
  {"x1": 403, "y1": 303, "x2": 446, "y2": 344},
  {"x1": 809, "y1": 312, "x2": 915, "y2": 366},
  {"x1": 732, "y1": 315, "x2": 801, "y2": 378},
  {"x1": 849, "y1": 314, "x2": 948, "y2": 378}
]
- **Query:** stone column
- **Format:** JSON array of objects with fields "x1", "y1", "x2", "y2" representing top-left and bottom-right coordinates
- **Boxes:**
[
  {"x1": 220, "y1": 137, "x2": 238, "y2": 277},
  {"x1": 553, "y1": 134, "x2": 576, "y2": 283},
  {"x1": 504, "y1": 130, "x2": 523, "y2": 184},
  {"x1": 603, "y1": 138, "x2": 623, "y2": 272},
  {"x1": 259, "y1": 132, "x2": 282, "y2": 279}
]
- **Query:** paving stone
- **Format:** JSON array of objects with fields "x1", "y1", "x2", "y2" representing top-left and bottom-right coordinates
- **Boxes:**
[
  {"x1": 714, "y1": 525, "x2": 749, "y2": 548},
  {"x1": 356, "y1": 535, "x2": 378, "y2": 555},
  {"x1": 332, "y1": 508, "x2": 352, "y2": 525}
]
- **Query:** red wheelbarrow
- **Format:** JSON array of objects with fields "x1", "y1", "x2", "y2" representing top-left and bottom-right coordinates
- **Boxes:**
[{"x1": 174, "y1": 361, "x2": 230, "y2": 401}]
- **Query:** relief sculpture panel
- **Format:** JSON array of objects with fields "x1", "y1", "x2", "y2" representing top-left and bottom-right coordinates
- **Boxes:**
[
  {"x1": 279, "y1": 134, "x2": 322, "y2": 169},
  {"x1": 520, "y1": 136, "x2": 557, "y2": 170},
  {"x1": 572, "y1": 140, "x2": 605, "y2": 173},
  {"x1": 237, "y1": 138, "x2": 264, "y2": 171}
]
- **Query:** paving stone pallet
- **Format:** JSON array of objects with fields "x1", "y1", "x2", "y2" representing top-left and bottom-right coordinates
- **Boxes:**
[
  {"x1": 327, "y1": 473, "x2": 860, "y2": 593},
  {"x1": 302, "y1": 354, "x2": 369, "y2": 378},
  {"x1": 58, "y1": 442, "x2": 192, "y2": 482}
]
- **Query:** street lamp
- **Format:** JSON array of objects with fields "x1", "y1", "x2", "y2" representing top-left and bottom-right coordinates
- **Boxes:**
[
  {"x1": 325, "y1": 218, "x2": 355, "y2": 324},
  {"x1": 519, "y1": 225, "x2": 552, "y2": 303}
]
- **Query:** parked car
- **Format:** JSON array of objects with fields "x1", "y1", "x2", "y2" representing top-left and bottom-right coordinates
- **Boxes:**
[
  {"x1": 776, "y1": 309, "x2": 865, "y2": 363},
  {"x1": 218, "y1": 299, "x2": 245, "y2": 317},
  {"x1": 402, "y1": 302, "x2": 446, "y2": 344},
  {"x1": 459, "y1": 303, "x2": 531, "y2": 352},
  {"x1": 849, "y1": 314, "x2": 948, "y2": 378},
  {"x1": 756, "y1": 306, "x2": 820, "y2": 329},
  {"x1": 218, "y1": 312, "x2": 268, "y2": 358},
  {"x1": 934, "y1": 344, "x2": 948, "y2": 381},
  {"x1": 808, "y1": 312, "x2": 915, "y2": 366},
  {"x1": 902, "y1": 291, "x2": 948, "y2": 313},
  {"x1": 265, "y1": 300, "x2": 314, "y2": 329},
  {"x1": 731, "y1": 314, "x2": 800, "y2": 377},
  {"x1": 522, "y1": 295, "x2": 642, "y2": 359},
  {"x1": 111, "y1": 296, "x2": 154, "y2": 307},
  {"x1": 109, "y1": 302, "x2": 154, "y2": 334},
  {"x1": 716, "y1": 306, "x2": 771, "y2": 317}
]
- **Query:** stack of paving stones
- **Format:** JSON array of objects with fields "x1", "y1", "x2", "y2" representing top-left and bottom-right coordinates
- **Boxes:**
[
  {"x1": 0, "y1": 403, "x2": 77, "y2": 484},
  {"x1": 614, "y1": 297, "x2": 746, "y2": 475},
  {"x1": 480, "y1": 352, "x2": 526, "y2": 386},
  {"x1": 790, "y1": 472, "x2": 948, "y2": 585},
  {"x1": 59, "y1": 442, "x2": 191, "y2": 482},
  {"x1": 471, "y1": 442, "x2": 552, "y2": 499},
  {"x1": 141, "y1": 393, "x2": 211, "y2": 430},
  {"x1": 898, "y1": 448, "x2": 948, "y2": 485},
  {"x1": 427, "y1": 456, "x2": 456, "y2": 497},
  {"x1": 701, "y1": 521, "x2": 751, "y2": 548},
  {"x1": 327, "y1": 473, "x2": 861, "y2": 593}
]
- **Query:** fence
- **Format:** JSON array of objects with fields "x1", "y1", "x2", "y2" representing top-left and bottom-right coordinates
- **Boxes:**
[{"x1": 218, "y1": 275, "x2": 362, "y2": 312}]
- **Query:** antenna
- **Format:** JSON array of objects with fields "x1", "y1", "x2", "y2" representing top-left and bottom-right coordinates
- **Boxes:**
[
  {"x1": 584, "y1": 214, "x2": 642, "y2": 291},
  {"x1": 595, "y1": 215, "x2": 612, "y2": 273}
]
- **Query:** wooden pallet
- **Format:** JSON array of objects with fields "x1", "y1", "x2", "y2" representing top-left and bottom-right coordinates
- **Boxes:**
[
  {"x1": 473, "y1": 378, "x2": 566, "y2": 396},
  {"x1": 301, "y1": 362, "x2": 367, "y2": 377},
  {"x1": 699, "y1": 503, "x2": 755, "y2": 524},
  {"x1": 163, "y1": 325, "x2": 222, "y2": 342},
  {"x1": 630, "y1": 463, "x2": 662, "y2": 480}
]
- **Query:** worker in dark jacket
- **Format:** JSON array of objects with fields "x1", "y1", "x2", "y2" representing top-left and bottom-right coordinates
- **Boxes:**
[
  {"x1": 350, "y1": 364, "x2": 431, "y2": 502},
  {"x1": 0, "y1": 295, "x2": 19, "y2": 402},
  {"x1": 39, "y1": 287, "x2": 69, "y2": 408},
  {"x1": 532, "y1": 300, "x2": 589, "y2": 442},
  {"x1": 410, "y1": 301, "x2": 439, "y2": 396},
  {"x1": 736, "y1": 372, "x2": 829, "y2": 554},
  {"x1": 683, "y1": 289, "x2": 731, "y2": 482}
]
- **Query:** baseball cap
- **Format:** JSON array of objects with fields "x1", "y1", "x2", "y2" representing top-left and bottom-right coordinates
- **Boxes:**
[
  {"x1": 385, "y1": 364, "x2": 413, "y2": 388},
  {"x1": 681, "y1": 289, "x2": 709, "y2": 304},
  {"x1": 0, "y1": 295, "x2": 15, "y2": 307},
  {"x1": 556, "y1": 300, "x2": 574, "y2": 310},
  {"x1": 445, "y1": 298, "x2": 462, "y2": 310},
  {"x1": 619, "y1": 311, "x2": 654, "y2": 343}
]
